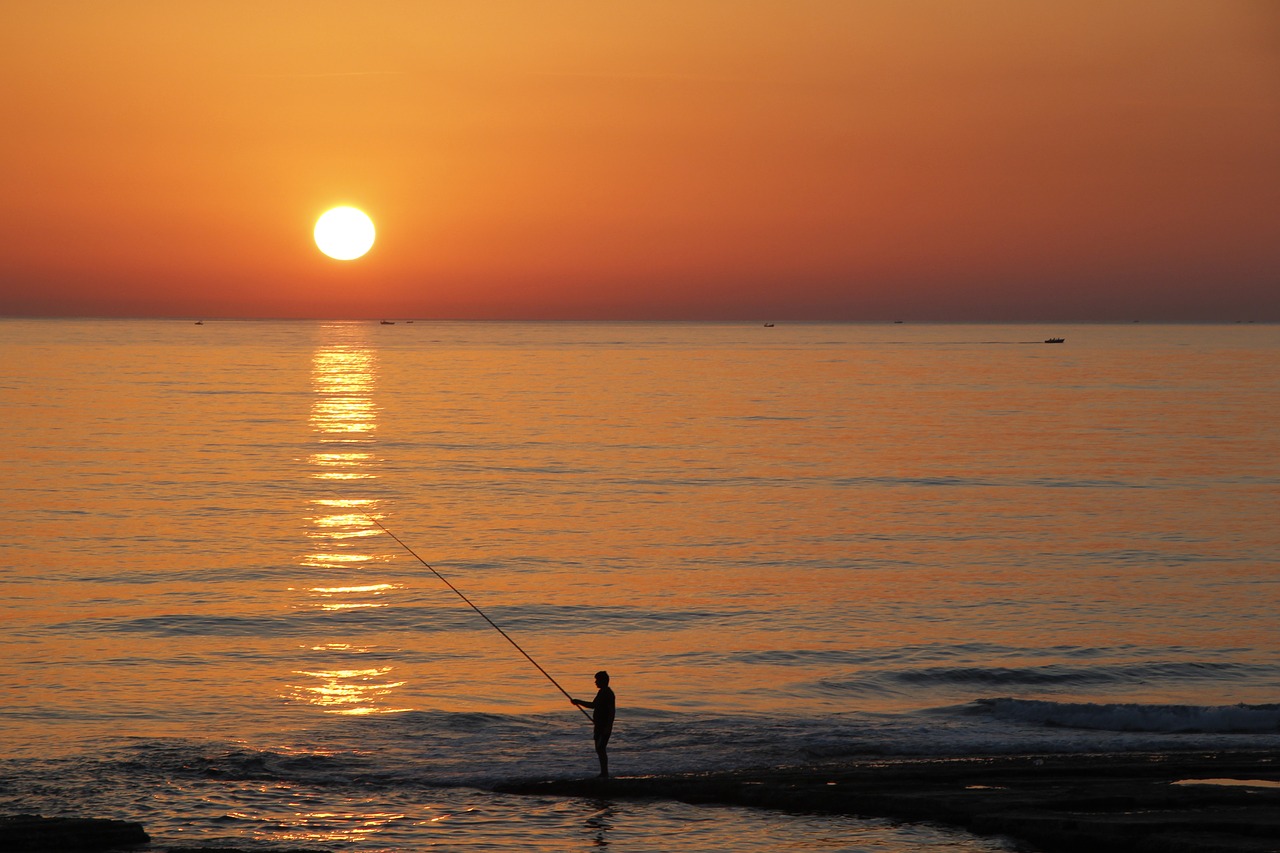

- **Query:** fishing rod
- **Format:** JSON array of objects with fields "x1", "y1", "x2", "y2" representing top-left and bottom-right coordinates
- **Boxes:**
[{"x1": 323, "y1": 491, "x2": 593, "y2": 722}]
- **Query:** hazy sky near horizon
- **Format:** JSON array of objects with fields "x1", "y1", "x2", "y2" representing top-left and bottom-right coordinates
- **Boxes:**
[{"x1": 2, "y1": 1, "x2": 1277, "y2": 320}]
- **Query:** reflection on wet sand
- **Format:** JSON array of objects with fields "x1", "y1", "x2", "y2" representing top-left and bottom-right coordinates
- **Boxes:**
[{"x1": 290, "y1": 327, "x2": 407, "y2": 715}]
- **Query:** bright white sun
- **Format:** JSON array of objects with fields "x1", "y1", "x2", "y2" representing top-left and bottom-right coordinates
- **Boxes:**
[{"x1": 314, "y1": 207, "x2": 376, "y2": 260}]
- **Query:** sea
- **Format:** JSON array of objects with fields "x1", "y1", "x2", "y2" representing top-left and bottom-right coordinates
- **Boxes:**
[{"x1": 1, "y1": 319, "x2": 1277, "y2": 852}]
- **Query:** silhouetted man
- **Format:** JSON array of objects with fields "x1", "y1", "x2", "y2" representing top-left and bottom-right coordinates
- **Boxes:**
[{"x1": 571, "y1": 670, "x2": 615, "y2": 778}]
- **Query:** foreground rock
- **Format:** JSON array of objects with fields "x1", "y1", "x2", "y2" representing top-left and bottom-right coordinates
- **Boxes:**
[
  {"x1": 0, "y1": 815, "x2": 326, "y2": 853},
  {"x1": 0, "y1": 815, "x2": 149, "y2": 850},
  {"x1": 495, "y1": 750, "x2": 1280, "y2": 853}
]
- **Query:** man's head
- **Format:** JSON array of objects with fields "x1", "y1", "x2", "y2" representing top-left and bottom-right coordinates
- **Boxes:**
[{"x1": 594, "y1": 670, "x2": 610, "y2": 687}]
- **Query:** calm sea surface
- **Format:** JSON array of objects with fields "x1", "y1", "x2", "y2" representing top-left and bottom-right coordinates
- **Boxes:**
[{"x1": 1, "y1": 319, "x2": 1277, "y2": 851}]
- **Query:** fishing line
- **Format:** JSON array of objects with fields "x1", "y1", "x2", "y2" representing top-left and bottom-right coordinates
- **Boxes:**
[{"x1": 321, "y1": 490, "x2": 592, "y2": 722}]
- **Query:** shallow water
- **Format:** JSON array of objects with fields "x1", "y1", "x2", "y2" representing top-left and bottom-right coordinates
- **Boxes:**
[{"x1": 1, "y1": 319, "x2": 1276, "y2": 850}]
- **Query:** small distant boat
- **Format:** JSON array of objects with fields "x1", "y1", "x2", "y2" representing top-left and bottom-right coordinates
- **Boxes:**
[
  {"x1": 194, "y1": 320, "x2": 203, "y2": 325},
  {"x1": 1044, "y1": 337, "x2": 1064, "y2": 344},
  {"x1": 380, "y1": 320, "x2": 395, "y2": 325},
  {"x1": 894, "y1": 320, "x2": 904, "y2": 324},
  {"x1": 763, "y1": 322, "x2": 775, "y2": 327}
]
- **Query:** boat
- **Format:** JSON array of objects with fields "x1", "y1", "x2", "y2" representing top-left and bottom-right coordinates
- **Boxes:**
[
  {"x1": 763, "y1": 323, "x2": 775, "y2": 327},
  {"x1": 380, "y1": 320, "x2": 395, "y2": 325},
  {"x1": 1044, "y1": 337, "x2": 1064, "y2": 344}
]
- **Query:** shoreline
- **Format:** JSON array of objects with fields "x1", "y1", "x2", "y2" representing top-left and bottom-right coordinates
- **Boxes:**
[
  {"x1": 5, "y1": 750, "x2": 1277, "y2": 852},
  {"x1": 497, "y1": 750, "x2": 1280, "y2": 853}
]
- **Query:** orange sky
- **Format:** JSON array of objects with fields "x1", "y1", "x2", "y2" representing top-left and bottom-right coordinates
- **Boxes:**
[{"x1": 2, "y1": 1, "x2": 1277, "y2": 320}]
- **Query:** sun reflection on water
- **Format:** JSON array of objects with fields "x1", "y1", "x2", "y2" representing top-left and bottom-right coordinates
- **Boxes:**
[
  {"x1": 311, "y1": 583, "x2": 398, "y2": 594},
  {"x1": 289, "y1": 326, "x2": 407, "y2": 716},
  {"x1": 219, "y1": 781, "x2": 434, "y2": 849},
  {"x1": 293, "y1": 668, "x2": 408, "y2": 712}
]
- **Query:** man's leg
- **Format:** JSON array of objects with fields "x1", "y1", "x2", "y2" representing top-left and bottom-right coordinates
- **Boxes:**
[{"x1": 595, "y1": 732, "x2": 610, "y2": 778}]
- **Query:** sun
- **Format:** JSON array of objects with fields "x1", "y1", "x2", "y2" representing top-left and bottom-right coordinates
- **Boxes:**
[{"x1": 314, "y1": 207, "x2": 376, "y2": 260}]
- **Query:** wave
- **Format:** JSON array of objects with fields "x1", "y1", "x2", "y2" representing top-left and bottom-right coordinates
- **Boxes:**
[
  {"x1": 973, "y1": 698, "x2": 1280, "y2": 734},
  {"x1": 819, "y1": 660, "x2": 1272, "y2": 694},
  {"x1": 56, "y1": 602, "x2": 751, "y2": 638},
  {"x1": 898, "y1": 661, "x2": 1264, "y2": 686}
]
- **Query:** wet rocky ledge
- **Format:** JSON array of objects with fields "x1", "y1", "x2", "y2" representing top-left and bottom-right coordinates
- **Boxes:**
[
  {"x1": 5, "y1": 751, "x2": 1276, "y2": 852},
  {"x1": 498, "y1": 750, "x2": 1280, "y2": 853},
  {"x1": 0, "y1": 815, "x2": 324, "y2": 853}
]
